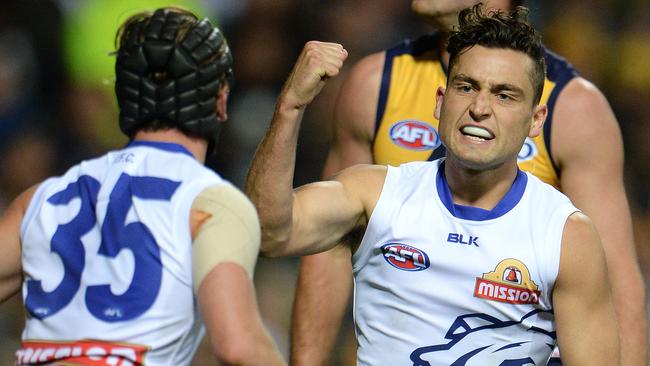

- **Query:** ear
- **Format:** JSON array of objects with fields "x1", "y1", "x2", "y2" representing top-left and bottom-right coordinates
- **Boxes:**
[
  {"x1": 216, "y1": 84, "x2": 230, "y2": 122},
  {"x1": 528, "y1": 104, "x2": 547, "y2": 138},
  {"x1": 434, "y1": 86, "x2": 446, "y2": 120}
]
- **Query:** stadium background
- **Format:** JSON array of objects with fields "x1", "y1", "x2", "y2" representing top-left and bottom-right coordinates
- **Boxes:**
[{"x1": 0, "y1": 0, "x2": 648, "y2": 364}]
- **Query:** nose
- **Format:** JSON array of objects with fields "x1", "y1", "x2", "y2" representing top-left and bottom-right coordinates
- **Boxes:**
[{"x1": 468, "y1": 90, "x2": 492, "y2": 121}]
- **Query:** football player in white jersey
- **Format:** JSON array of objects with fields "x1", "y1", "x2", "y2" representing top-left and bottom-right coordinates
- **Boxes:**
[
  {"x1": 0, "y1": 7, "x2": 285, "y2": 366},
  {"x1": 246, "y1": 4, "x2": 619, "y2": 366}
]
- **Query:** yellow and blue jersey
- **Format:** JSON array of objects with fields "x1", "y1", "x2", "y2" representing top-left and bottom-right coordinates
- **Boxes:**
[{"x1": 371, "y1": 33, "x2": 578, "y2": 189}]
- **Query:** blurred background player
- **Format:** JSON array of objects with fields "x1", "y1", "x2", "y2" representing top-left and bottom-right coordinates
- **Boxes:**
[
  {"x1": 291, "y1": 1, "x2": 647, "y2": 365},
  {"x1": 0, "y1": 7, "x2": 285, "y2": 366}
]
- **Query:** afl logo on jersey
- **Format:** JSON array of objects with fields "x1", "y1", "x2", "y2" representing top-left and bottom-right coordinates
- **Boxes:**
[
  {"x1": 381, "y1": 243, "x2": 430, "y2": 271},
  {"x1": 517, "y1": 137, "x2": 538, "y2": 163},
  {"x1": 389, "y1": 120, "x2": 441, "y2": 151}
]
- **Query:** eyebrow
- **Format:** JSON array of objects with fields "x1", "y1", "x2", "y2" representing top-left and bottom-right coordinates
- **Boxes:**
[{"x1": 451, "y1": 74, "x2": 526, "y2": 96}]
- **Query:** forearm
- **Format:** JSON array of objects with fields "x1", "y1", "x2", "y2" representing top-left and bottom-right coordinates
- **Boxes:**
[
  {"x1": 213, "y1": 327, "x2": 286, "y2": 366},
  {"x1": 291, "y1": 249, "x2": 353, "y2": 365},
  {"x1": 600, "y1": 200, "x2": 646, "y2": 366},
  {"x1": 246, "y1": 103, "x2": 305, "y2": 252},
  {"x1": 246, "y1": 41, "x2": 348, "y2": 255},
  {"x1": 199, "y1": 263, "x2": 286, "y2": 365},
  {"x1": 573, "y1": 191, "x2": 647, "y2": 365}
]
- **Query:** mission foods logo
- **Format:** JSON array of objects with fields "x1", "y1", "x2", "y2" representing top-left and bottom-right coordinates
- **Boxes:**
[
  {"x1": 389, "y1": 120, "x2": 440, "y2": 151},
  {"x1": 381, "y1": 243, "x2": 430, "y2": 271},
  {"x1": 474, "y1": 258, "x2": 541, "y2": 304}
]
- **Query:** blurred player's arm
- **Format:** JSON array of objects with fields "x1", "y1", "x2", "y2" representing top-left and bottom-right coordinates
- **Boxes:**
[
  {"x1": 553, "y1": 212, "x2": 619, "y2": 365},
  {"x1": 553, "y1": 77, "x2": 647, "y2": 365},
  {"x1": 191, "y1": 184, "x2": 286, "y2": 366},
  {"x1": 291, "y1": 51, "x2": 384, "y2": 366},
  {"x1": 0, "y1": 186, "x2": 36, "y2": 303}
]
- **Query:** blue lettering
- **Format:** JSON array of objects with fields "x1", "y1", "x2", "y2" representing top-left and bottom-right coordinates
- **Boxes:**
[{"x1": 447, "y1": 233, "x2": 479, "y2": 247}]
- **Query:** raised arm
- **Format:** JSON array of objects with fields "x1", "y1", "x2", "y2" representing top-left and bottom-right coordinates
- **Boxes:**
[
  {"x1": 291, "y1": 52, "x2": 384, "y2": 366},
  {"x1": 553, "y1": 212, "x2": 619, "y2": 365},
  {"x1": 246, "y1": 41, "x2": 377, "y2": 257},
  {"x1": 553, "y1": 77, "x2": 647, "y2": 365},
  {"x1": 0, "y1": 186, "x2": 37, "y2": 303}
]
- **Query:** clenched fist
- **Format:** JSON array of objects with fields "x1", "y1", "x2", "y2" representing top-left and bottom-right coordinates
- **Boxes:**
[{"x1": 279, "y1": 41, "x2": 348, "y2": 110}]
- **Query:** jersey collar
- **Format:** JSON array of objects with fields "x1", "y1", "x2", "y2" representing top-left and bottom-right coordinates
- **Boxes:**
[
  {"x1": 436, "y1": 162, "x2": 528, "y2": 221},
  {"x1": 126, "y1": 140, "x2": 194, "y2": 158}
]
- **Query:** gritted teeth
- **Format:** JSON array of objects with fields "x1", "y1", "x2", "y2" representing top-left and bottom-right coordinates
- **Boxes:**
[{"x1": 461, "y1": 125, "x2": 494, "y2": 140}]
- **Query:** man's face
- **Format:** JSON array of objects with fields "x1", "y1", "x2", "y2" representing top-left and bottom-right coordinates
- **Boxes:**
[
  {"x1": 435, "y1": 45, "x2": 546, "y2": 171},
  {"x1": 411, "y1": 0, "x2": 512, "y2": 29}
]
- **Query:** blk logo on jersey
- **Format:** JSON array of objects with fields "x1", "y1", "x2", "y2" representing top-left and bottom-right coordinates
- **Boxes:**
[
  {"x1": 447, "y1": 233, "x2": 479, "y2": 246},
  {"x1": 381, "y1": 243, "x2": 430, "y2": 271},
  {"x1": 474, "y1": 258, "x2": 541, "y2": 304},
  {"x1": 389, "y1": 120, "x2": 440, "y2": 151}
]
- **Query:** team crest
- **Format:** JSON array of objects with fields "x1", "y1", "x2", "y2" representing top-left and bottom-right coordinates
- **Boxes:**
[
  {"x1": 389, "y1": 120, "x2": 440, "y2": 151},
  {"x1": 474, "y1": 258, "x2": 541, "y2": 304}
]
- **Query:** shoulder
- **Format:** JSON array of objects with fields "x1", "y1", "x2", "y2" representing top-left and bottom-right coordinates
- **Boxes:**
[
  {"x1": 193, "y1": 183, "x2": 257, "y2": 225},
  {"x1": 13, "y1": 184, "x2": 40, "y2": 214},
  {"x1": 560, "y1": 211, "x2": 604, "y2": 262},
  {"x1": 551, "y1": 76, "x2": 621, "y2": 163},
  {"x1": 330, "y1": 164, "x2": 387, "y2": 207},
  {"x1": 559, "y1": 211, "x2": 604, "y2": 269},
  {"x1": 342, "y1": 51, "x2": 385, "y2": 91},
  {"x1": 558, "y1": 77, "x2": 611, "y2": 111},
  {"x1": 333, "y1": 163, "x2": 388, "y2": 185}
]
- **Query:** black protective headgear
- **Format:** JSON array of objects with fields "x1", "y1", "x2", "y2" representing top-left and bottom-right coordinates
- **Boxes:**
[{"x1": 115, "y1": 8, "x2": 233, "y2": 153}]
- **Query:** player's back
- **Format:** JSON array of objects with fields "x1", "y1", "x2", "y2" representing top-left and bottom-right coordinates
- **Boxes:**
[{"x1": 17, "y1": 141, "x2": 224, "y2": 366}]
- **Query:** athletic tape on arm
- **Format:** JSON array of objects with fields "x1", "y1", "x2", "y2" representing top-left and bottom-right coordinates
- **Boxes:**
[{"x1": 191, "y1": 184, "x2": 261, "y2": 294}]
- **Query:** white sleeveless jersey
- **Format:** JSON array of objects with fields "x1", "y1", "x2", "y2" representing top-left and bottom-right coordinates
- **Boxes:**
[
  {"x1": 352, "y1": 159, "x2": 578, "y2": 366},
  {"x1": 17, "y1": 141, "x2": 226, "y2": 366}
]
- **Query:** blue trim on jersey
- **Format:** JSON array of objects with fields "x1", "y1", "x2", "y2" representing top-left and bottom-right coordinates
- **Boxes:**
[
  {"x1": 374, "y1": 33, "x2": 443, "y2": 141},
  {"x1": 126, "y1": 140, "x2": 194, "y2": 158},
  {"x1": 436, "y1": 165, "x2": 528, "y2": 221},
  {"x1": 374, "y1": 48, "x2": 397, "y2": 140},
  {"x1": 542, "y1": 49, "x2": 578, "y2": 173}
]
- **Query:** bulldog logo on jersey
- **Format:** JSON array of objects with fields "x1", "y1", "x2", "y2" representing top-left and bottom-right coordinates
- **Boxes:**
[
  {"x1": 381, "y1": 243, "x2": 430, "y2": 271},
  {"x1": 474, "y1": 258, "x2": 541, "y2": 304},
  {"x1": 389, "y1": 120, "x2": 441, "y2": 151}
]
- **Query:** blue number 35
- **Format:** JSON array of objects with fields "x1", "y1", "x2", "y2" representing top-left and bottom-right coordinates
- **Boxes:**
[{"x1": 25, "y1": 173, "x2": 180, "y2": 322}]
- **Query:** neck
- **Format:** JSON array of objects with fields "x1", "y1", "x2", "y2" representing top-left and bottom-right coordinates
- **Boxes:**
[
  {"x1": 133, "y1": 129, "x2": 208, "y2": 163},
  {"x1": 443, "y1": 157, "x2": 519, "y2": 210}
]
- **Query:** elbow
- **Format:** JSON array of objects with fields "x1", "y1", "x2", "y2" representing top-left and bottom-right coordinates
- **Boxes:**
[
  {"x1": 214, "y1": 340, "x2": 258, "y2": 366},
  {"x1": 259, "y1": 226, "x2": 292, "y2": 258},
  {"x1": 213, "y1": 333, "x2": 283, "y2": 366}
]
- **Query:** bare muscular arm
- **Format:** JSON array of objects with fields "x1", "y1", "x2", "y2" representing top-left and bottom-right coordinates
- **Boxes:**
[
  {"x1": 245, "y1": 41, "x2": 387, "y2": 259},
  {"x1": 290, "y1": 52, "x2": 384, "y2": 366},
  {"x1": 553, "y1": 212, "x2": 619, "y2": 365},
  {"x1": 553, "y1": 77, "x2": 647, "y2": 365}
]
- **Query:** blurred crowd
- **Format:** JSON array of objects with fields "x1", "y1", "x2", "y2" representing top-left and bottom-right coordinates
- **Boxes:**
[{"x1": 0, "y1": 0, "x2": 648, "y2": 364}]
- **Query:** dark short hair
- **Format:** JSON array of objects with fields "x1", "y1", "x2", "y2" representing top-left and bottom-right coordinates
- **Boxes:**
[
  {"x1": 510, "y1": 0, "x2": 525, "y2": 8},
  {"x1": 114, "y1": 7, "x2": 233, "y2": 149},
  {"x1": 446, "y1": 4, "x2": 545, "y2": 104}
]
